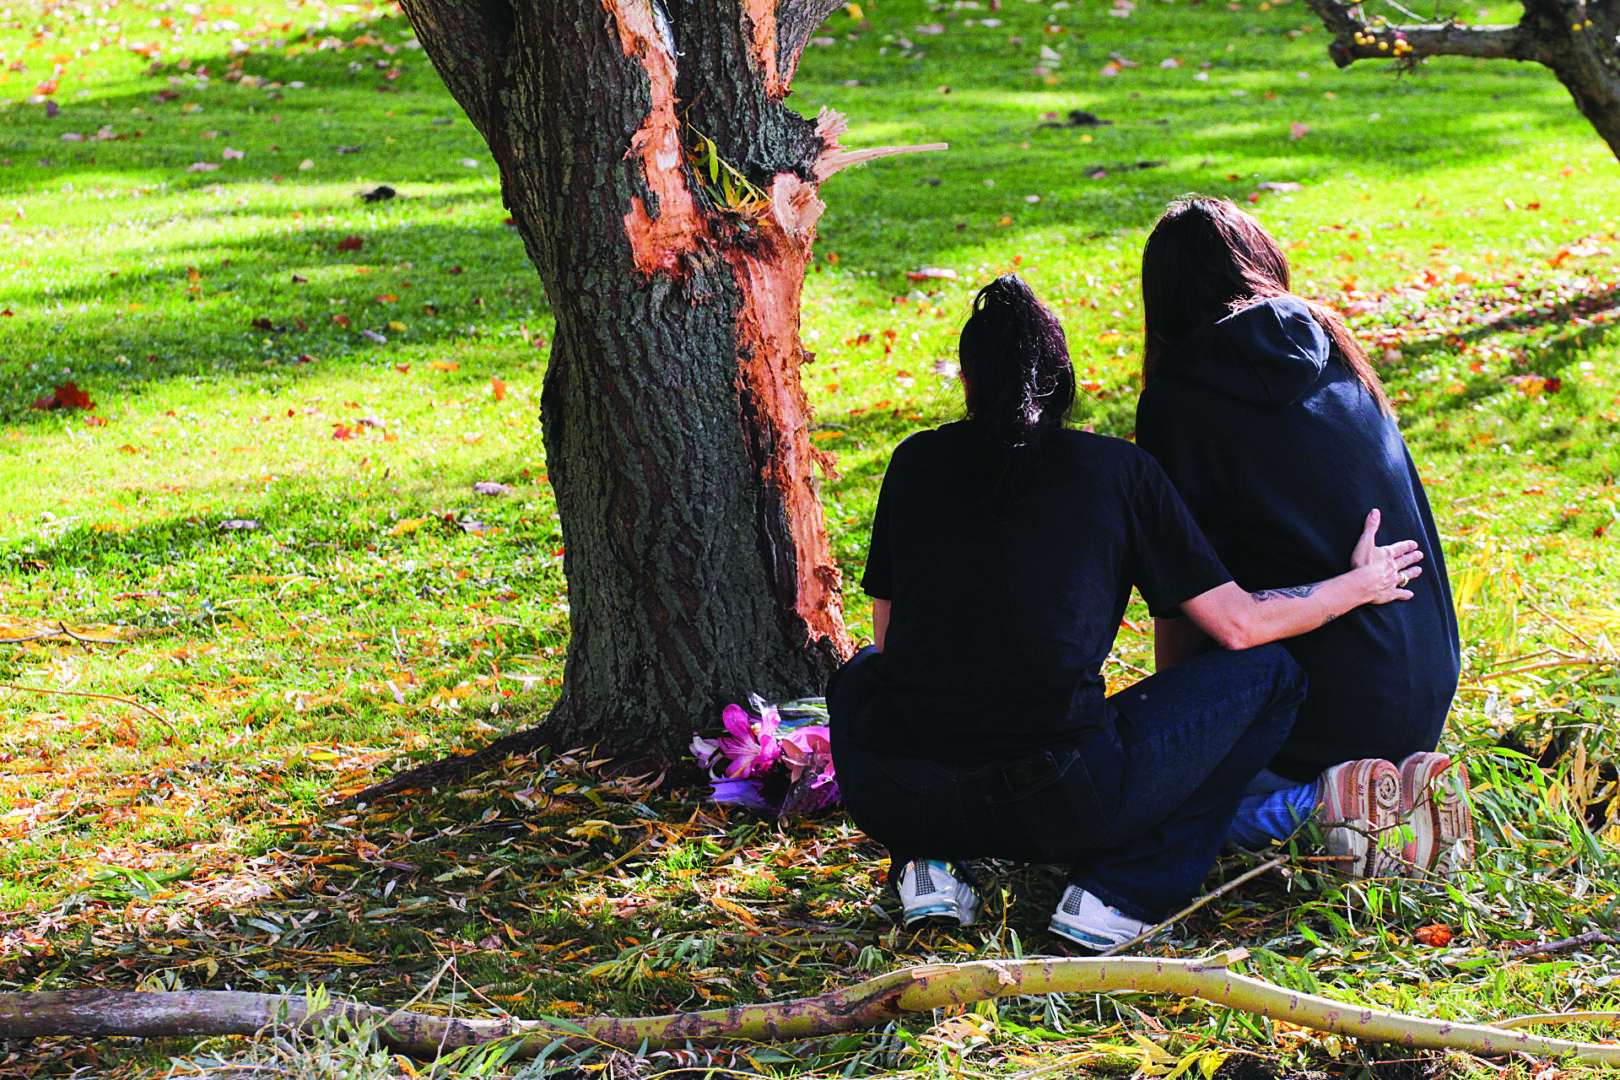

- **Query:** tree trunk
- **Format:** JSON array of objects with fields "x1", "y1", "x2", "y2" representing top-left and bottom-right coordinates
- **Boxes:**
[
  {"x1": 397, "y1": 0, "x2": 865, "y2": 762},
  {"x1": 1307, "y1": 0, "x2": 1620, "y2": 162}
]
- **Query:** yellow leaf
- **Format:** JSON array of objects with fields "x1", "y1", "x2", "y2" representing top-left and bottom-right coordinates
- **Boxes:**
[{"x1": 428, "y1": 360, "x2": 459, "y2": 372}]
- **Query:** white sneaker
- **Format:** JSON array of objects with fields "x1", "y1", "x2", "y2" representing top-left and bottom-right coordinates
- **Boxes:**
[
  {"x1": 1048, "y1": 885, "x2": 1148, "y2": 952},
  {"x1": 895, "y1": 859, "x2": 980, "y2": 927}
]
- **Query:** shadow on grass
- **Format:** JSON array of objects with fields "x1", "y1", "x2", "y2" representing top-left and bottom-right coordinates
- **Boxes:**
[{"x1": 0, "y1": 208, "x2": 550, "y2": 420}]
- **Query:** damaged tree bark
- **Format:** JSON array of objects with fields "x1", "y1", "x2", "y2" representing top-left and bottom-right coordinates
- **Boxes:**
[
  {"x1": 367, "y1": 0, "x2": 943, "y2": 781},
  {"x1": 6, "y1": 953, "x2": 1620, "y2": 1064},
  {"x1": 1306, "y1": 0, "x2": 1620, "y2": 161}
]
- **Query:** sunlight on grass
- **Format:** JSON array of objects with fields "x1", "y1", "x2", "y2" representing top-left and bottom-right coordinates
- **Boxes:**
[{"x1": 2, "y1": 0, "x2": 1619, "y2": 1075}]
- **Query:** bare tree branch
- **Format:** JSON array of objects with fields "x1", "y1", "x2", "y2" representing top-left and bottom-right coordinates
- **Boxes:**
[
  {"x1": 1304, "y1": 0, "x2": 1620, "y2": 164},
  {"x1": 775, "y1": 0, "x2": 847, "y2": 83},
  {"x1": 1305, "y1": 1, "x2": 1541, "y2": 67}
]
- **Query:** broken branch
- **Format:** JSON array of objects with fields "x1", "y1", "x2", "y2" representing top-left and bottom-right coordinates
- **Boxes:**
[
  {"x1": 8, "y1": 953, "x2": 1620, "y2": 1064},
  {"x1": 814, "y1": 142, "x2": 948, "y2": 181}
]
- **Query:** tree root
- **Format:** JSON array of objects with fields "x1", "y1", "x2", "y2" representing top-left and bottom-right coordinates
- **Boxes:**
[
  {"x1": 5, "y1": 951, "x2": 1619, "y2": 1064},
  {"x1": 349, "y1": 711, "x2": 563, "y2": 802}
]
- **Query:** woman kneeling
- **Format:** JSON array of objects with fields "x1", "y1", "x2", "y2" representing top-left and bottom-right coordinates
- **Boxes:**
[{"x1": 827, "y1": 275, "x2": 1420, "y2": 951}]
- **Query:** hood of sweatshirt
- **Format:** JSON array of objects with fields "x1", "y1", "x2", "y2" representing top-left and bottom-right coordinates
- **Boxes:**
[{"x1": 1154, "y1": 295, "x2": 1330, "y2": 411}]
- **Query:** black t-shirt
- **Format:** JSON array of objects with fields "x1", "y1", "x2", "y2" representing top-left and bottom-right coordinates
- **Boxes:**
[
  {"x1": 1135, "y1": 297, "x2": 1461, "y2": 781},
  {"x1": 854, "y1": 423, "x2": 1232, "y2": 761}
]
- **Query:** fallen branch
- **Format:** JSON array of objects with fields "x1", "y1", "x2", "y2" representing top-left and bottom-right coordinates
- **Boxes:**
[
  {"x1": 1101, "y1": 856, "x2": 1287, "y2": 956},
  {"x1": 7, "y1": 952, "x2": 1620, "y2": 1063},
  {"x1": 1502, "y1": 930, "x2": 1618, "y2": 961},
  {"x1": 0, "y1": 622, "x2": 126, "y2": 647},
  {"x1": 0, "y1": 682, "x2": 181, "y2": 739},
  {"x1": 1479, "y1": 655, "x2": 1618, "y2": 681}
]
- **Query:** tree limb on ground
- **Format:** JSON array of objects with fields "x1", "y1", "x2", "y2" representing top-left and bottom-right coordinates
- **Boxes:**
[{"x1": 5, "y1": 952, "x2": 1619, "y2": 1064}]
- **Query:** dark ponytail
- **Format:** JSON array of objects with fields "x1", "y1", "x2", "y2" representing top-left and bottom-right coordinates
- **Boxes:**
[{"x1": 959, "y1": 274, "x2": 1076, "y2": 512}]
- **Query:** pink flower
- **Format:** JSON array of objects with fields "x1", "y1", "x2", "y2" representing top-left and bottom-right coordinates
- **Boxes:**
[
  {"x1": 716, "y1": 703, "x2": 780, "y2": 778},
  {"x1": 779, "y1": 724, "x2": 834, "y2": 784}
]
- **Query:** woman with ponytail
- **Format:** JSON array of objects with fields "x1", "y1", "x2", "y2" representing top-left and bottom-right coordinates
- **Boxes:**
[
  {"x1": 1135, "y1": 197, "x2": 1469, "y2": 881},
  {"x1": 828, "y1": 274, "x2": 1425, "y2": 951}
]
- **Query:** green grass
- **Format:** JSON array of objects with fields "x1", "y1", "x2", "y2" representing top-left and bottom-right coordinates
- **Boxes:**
[{"x1": 2, "y1": 0, "x2": 1620, "y2": 1076}]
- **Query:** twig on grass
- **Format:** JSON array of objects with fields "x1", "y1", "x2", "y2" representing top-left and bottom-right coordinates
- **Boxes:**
[
  {"x1": 1099, "y1": 855, "x2": 1288, "y2": 957},
  {"x1": 1517, "y1": 588, "x2": 1603, "y2": 656},
  {"x1": 1479, "y1": 656, "x2": 1617, "y2": 681},
  {"x1": 53, "y1": 622, "x2": 126, "y2": 646},
  {"x1": 1501, "y1": 930, "x2": 1617, "y2": 961},
  {"x1": 0, "y1": 682, "x2": 182, "y2": 740},
  {"x1": 0, "y1": 623, "x2": 125, "y2": 647}
]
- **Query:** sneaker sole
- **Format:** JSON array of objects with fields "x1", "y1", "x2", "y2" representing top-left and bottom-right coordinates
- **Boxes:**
[
  {"x1": 1320, "y1": 759, "x2": 1402, "y2": 878},
  {"x1": 1046, "y1": 918, "x2": 1117, "y2": 951},
  {"x1": 1400, "y1": 753, "x2": 1475, "y2": 878},
  {"x1": 903, "y1": 904, "x2": 976, "y2": 928}
]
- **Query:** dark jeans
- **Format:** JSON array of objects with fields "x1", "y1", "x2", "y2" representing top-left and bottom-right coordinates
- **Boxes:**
[{"x1": 827, "y1": 643, "x2": 1305, "y2": 921}]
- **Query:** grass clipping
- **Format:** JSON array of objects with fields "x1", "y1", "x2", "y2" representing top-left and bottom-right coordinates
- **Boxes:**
[{"x1": 4, "y1": 951, "x2": 1619, "y2": 1064}]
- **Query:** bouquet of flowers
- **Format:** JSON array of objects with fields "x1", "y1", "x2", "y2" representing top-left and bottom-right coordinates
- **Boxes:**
[{"x1": 690, "y1": 694, "x2": 839, "y2": 818}]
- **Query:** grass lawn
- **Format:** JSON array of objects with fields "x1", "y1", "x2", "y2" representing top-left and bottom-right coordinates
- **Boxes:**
[{"x1": 1, "y1": 0, "x2": 1619, "y2": 1076}]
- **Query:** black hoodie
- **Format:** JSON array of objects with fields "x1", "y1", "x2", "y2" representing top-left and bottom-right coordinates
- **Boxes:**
[{"x1": 1135, "y1": 296, "x2": 1460, "y2": 781}]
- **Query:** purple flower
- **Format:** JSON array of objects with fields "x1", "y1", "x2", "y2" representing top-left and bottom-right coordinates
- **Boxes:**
[
  {"x1": 709, "y1": 777, "x2": 775, "y2": 812},
  {"x1": 690, "y1": 734, "x2": 723, "y2": 769}
]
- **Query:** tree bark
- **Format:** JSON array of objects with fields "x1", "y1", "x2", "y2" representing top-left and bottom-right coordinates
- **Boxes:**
[
  {"x1": 396, "y1": 0, "x2": 865, "y2": 763},
  {"x1": 1306, "y1": 0, "x2": 1620, "y2": 162}
]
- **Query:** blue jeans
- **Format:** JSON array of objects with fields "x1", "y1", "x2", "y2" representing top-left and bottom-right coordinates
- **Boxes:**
[{"x1": 828, "y1": 643, "x2": 1305, "y2": 922}]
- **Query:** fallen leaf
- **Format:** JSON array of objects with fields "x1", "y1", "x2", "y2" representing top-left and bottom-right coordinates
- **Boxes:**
[
  {"x1": 332, "y1": 423, "x2": 356, "y2": 440},
  {"x1": 1414, "y1": 924, "x2": 1453, "y2": 947},
  {"x1": 473, "y1": 481, "x2": 511, "y2": 496},
  {"x1": 491, "y1": 377, "x2": 507, "y2": 401},
  {"x1": 1289, "y1": 121, "x2": 1310, "y2": 139},
  {"x1": 32, "y1": 381, "x2": 95, "y2": 411},
  {"x1": 429, "y1": 360, "x2": 459, "y2": 372},
  {"x1": 336, "y1": 235, "x2": 364, "y2": 251},
  {"x1": 333, "y1": 314, "x2": 351, "y2": 328}
]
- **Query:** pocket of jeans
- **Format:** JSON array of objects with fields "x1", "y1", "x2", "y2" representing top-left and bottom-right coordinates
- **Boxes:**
[
  {"x1": 983, "y1": 748, "x2": 1111, "y2": 862},
  {"x1": 869, "y1": 754, "x2": 933, "y2": 798},
  {"x1": 985, "y1": 751, "x2": 1064, "y2": 804}
]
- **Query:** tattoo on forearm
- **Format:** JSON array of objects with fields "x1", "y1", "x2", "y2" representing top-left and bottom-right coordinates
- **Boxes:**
[{"x1": 1251, "y1": 584, "x2": 1319, "y2": 602}]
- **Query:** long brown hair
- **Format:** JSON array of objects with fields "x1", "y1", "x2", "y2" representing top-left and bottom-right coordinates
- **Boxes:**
[{"x1": 1140, "y1": 196, "x2": 1390, "y2": 415}]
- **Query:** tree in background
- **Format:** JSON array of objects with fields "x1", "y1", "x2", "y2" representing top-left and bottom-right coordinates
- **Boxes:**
[
  {"x1": 383, "y1": 0, "x2": 937, "y2": 771},
  {"x1": 1306, "y1": 0, "x2": 1620, "y2": 161}
]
